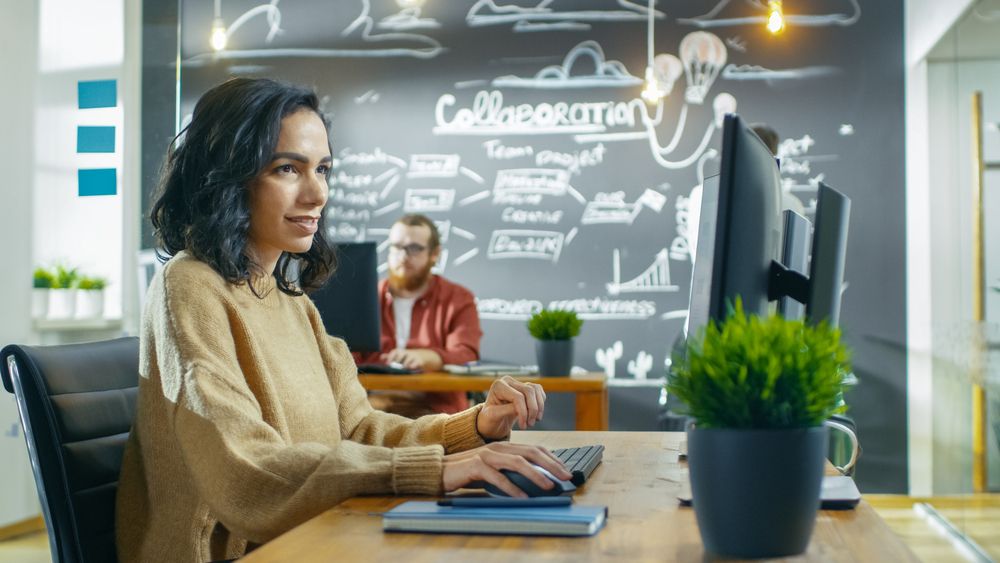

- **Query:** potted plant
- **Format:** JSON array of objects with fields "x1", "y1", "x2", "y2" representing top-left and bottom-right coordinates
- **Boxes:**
[
  {"x1": 47, "y1": 264, "x2": 79, "y2": 319},
  {"x1": 528, "y1": 309, "x2": 583, "y2": 377},
  {"x1": 32, "y1": 267, "x2": 55, "y2": 319},
  {"x1": 76, "y1": 275, "x2": 107, "y2": 319},
  {"x1": 667, "y1": 298, "x2": 850, "y2": 558}
]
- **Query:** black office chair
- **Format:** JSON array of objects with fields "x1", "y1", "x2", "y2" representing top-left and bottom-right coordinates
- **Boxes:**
[{"x1": 1, "y1": 337, "x2": 139, "y2": 563}]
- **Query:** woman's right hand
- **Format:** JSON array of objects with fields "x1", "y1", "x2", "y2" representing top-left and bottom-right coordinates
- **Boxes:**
[{"x1": 442, "y1": 442, "x2": 572, "y2": 498}]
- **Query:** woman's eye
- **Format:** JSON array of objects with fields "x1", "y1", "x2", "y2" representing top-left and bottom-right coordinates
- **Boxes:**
[
  {"x1": 276, "y1": 164, "x2": 295, "y2": 174},
  {"x1": 316, "y1": 165, "x2": 330, "y2": 175}
]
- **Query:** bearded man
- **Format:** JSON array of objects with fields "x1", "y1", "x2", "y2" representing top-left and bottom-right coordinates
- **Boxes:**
[{"x1": 357, "y1": 213, "x2": 483, "y2": 416}]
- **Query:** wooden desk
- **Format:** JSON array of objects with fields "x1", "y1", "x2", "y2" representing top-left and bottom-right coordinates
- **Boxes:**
[
  {"x1": 242, "y1": 431, "x2": 917, "y2": 562},
  {"x1": 358, "y1": 372, "x2": 609, "y2": 431}
]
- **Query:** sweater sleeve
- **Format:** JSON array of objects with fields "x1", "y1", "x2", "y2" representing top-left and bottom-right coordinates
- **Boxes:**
[
  {"x1": 155, "y1": 269, "x2": 446, "y2": 544},
  {"x1": 422, "y1": 286, "x2": 482, "y2": 365},
  {"x1": 307, "y1": 308, "x2": 486, "y2": 455}
]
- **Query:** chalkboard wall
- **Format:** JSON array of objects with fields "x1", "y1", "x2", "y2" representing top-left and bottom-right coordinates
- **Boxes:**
[{"x1": 145, "y1": 0, "x2": 906, "y2": 492}]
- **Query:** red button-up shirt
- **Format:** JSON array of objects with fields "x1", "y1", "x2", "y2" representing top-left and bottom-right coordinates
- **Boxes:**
[{"x1": 356, "y1": 275, "x2": 483, "y2": 413}]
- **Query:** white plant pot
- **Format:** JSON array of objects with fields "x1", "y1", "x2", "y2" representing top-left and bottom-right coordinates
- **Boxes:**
[
  {"x1": 47, "y1": 289, "x2": 77, "y2": 319},
  {"x1": 32, "y1": 289, "x2": 49, "y2": 319},
  {"x1": 76, "y1": 290, "x2": 105, "y2": 319}
]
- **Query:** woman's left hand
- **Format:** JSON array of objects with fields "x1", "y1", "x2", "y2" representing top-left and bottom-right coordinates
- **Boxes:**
[{"x1": 476, "y1": 376, "x2": 547, "y2": 440}]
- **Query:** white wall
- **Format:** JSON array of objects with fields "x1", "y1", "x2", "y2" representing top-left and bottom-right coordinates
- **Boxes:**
[{"x1": 0, "y1": 0, "x2": 44, "y2": 528}]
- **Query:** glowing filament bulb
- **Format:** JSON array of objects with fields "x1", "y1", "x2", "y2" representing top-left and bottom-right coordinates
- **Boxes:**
[
  {"x1": 767, "y1": 1, "x2": 785, "y2": 35},
  {"x1": 641, "y1": 66, "x2": 665, "y2": 104},
  {"x1": 210, "y1": 18, "x2": 228, "y2": 51}
]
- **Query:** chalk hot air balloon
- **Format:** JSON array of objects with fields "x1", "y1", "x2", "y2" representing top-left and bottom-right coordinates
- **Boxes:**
[
  {"x1": 712, "y1": 92, "x2": 737, "y2": 127},
  {"x1": 653, "y1": 53, "x2": 684, "y2": 96},
  {"x1": 679, "y1": 31, "x2": 727, "y2": 105}
]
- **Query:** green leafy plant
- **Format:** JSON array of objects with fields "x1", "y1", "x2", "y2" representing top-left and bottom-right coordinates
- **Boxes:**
[
  {"x1": 528, "y1": 309, "x2": 583, "y2": 341},
  {"x1": 77, "y1": 276, "x2": 107, "y2": 291},
  {"x1": 667, "y1": 298, "x2": 850, "y2": 429},
  {"x1": 52, "y1": 265, "x2": 79, "y2": 290},
  {"x1": 33, "y1": 267, "x2": 55, "y2": 289}
]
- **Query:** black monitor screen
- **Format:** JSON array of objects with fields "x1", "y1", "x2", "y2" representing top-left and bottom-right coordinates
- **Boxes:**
[
  {"x1": 687, "y1": 113, "x2": 782, "y2": 338},
  {"x1": 309, "y1": 242, "x2": 381, "y2": 353}
]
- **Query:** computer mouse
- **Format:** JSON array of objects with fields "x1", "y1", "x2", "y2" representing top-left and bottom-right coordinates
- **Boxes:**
[{"x1": 472, "y1": 464, "x2": 576, "y2": 498}]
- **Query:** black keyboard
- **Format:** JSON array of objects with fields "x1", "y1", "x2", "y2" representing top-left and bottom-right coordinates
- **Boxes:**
[
  {"x1": 357, "y1": 363, "x2": 420, "y2": 375},
  {"x1": 551, "y1": 445, "x2": 604, "y2": 486}
]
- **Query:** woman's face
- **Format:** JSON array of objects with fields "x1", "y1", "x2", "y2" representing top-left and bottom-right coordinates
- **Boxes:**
[{"x1": 247, "y1": 109, "x2": 331, "y2": 272}]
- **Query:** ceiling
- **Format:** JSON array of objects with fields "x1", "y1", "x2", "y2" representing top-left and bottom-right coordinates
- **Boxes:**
[{"x1": 928, "y1": 0, "x2": 1000, "y2": 61}]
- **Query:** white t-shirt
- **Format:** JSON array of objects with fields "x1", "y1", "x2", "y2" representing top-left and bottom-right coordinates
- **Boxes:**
[{"x1": 392, "y1": 296, "x2": 416, "y2": 349}]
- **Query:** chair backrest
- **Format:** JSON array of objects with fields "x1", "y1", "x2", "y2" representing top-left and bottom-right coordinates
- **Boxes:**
[{"x1": 0, "y1": 337, "x2": 139, "y2": 563}]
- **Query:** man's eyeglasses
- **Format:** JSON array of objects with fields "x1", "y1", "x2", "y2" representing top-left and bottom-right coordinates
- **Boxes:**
[{"x1": 388, "y1": 243, "x2": 429, "y2": 257}]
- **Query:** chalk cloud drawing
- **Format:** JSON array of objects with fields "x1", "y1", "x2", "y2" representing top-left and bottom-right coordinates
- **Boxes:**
[
  {"x1": 628, "y1": 351, "x2": 654, "y2": 380},
  {"x1": 596, "y1": 341, "x2": 624, "y2": 378},
  {"x1": 678, "y1": 0, "x2": 860, "y2": 28},
  {"x1": 185, "y1": 0, "x2": 444, "y2": 64},
  {"x1": 607, "y1": 249, "x2": 679, "y2": 295},
  {"x1": 839, "y1": 124, "x2": 854, "y2": 136},
  {"x1": 492, "y1": 40, "x2": 641, "y2": 89},
  {"x1": 722, "y1": 64, "x2": 839, "y2": 81},
  {"x1": 466, "y1": 0, "x2": 664, "y2": 31}
]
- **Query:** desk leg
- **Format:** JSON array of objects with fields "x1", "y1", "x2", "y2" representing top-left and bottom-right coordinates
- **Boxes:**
[{"x1": 575, "y1": 389, "x2": 609, "y2": 431}]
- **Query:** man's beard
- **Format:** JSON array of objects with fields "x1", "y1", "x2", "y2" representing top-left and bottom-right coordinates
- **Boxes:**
[{"x1": 388, "y1": 261, "x2": 434, "y2": 293}]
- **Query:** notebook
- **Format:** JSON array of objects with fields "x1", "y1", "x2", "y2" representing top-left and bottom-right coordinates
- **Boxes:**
[
  {"x1": 382, "y1": 500, "x2": 608, "y2": 536},
  {"x1": 443, "y1": 362, "x2": 535, "y2": 375}
]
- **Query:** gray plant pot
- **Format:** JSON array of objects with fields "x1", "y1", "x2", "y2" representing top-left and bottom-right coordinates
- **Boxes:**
[
  {"x1": 687, "y1": 425, "x2": 828, "y2": 558},
  {"x1": 535, "y1": 339, "x2": 573, "y2": 377}
]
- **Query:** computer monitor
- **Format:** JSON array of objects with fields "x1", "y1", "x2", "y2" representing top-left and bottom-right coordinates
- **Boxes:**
[
  {"x1": 309, "y1": 242, "x2": 381, "y2": 353},
  {"x1": 686, "y1": 114, "x2": 851, "y2": 337},
  {"x1": 687, "y1": 113, "x2": 783, "y2": 338}
]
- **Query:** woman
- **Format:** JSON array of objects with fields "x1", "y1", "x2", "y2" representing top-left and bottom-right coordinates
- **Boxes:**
[{"x1": 116, "y1": 78, "x2": 570, "y2": 563}]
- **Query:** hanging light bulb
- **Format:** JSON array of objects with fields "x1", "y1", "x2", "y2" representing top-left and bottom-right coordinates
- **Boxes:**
[
  {"x1": 210, "y1": 17, "x2": 228, "y2": 51},
  {"x1": 641, "y1": 66, "x2": 665, "y2": 104},
  {"x1": 767, "y1": 0, "x2": 785, "y2": 35}
]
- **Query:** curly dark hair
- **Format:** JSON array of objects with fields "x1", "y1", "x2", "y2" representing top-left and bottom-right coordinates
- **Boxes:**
[{"x1": 150, "y1": 77, "x2": 336, "y2": 296}]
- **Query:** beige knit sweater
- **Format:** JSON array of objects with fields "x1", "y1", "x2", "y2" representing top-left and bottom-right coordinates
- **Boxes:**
[{"x1": 116, "y1": 252, "x2": 487, "y2": 563}]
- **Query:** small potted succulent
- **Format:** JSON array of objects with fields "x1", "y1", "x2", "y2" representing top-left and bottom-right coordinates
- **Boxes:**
[
  {"x1": 667, "y1": 298, "x2": 851, "y2": 558},
  {"x1": 32, "y1": 267, "x2": 55, "y2": 319},
  {"x1": 76, "y1": 275, "x2": 107, "y2": 319},
  {"x1": 47, "y1": 265, "x2": 80, "y2": 319},
  {"x1": 528, "y1": 309, "x2": 583, "y2": 377}
]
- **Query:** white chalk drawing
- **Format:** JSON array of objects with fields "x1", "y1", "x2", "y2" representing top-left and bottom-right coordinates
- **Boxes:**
[
  {"x1": 670, "y1": 193, "x2": 694, "y2": 261},
  {"x1": 453, "y1": 227, "x2": 475, "y2": 240},
  {"x1": 408, "y1": 154, "x2": 461, "y2": 177},
  {"x1": 377, "y1": 6, "x2": 440, "y2": 31},
  {"x1": 722, "y1": 64, "x2": 839, "y2": 81},
  {"x1": 494, "y1": 168, "x2": 570, "y2": 197},
  {"x1": 607, "y1": 249, "x2": 679, "y2": 295},
  {"x1": 433, "y1": 219, "x2": 452, "y2": 243},
  {"x1": 186, "y1": 0, "x2": 444, "y2": 64},
  {"x1": 435, "y1": 90, "x2": 643, "y2": 136},
  {"x1": 455, "y1": 79, "x2": 489, "y2": 89},
  {"x1": 328, "y1": 206, "x2": 371, "y2": 223},
  {"x1": 354, "y1": 89, "x2": 380, "y2": 104},
  {"x1": 628, "y1": 351, "x2": 654, "y2": 380},
  {"x1": 581, "y1": 189, "x2": 666, "y2": 225},
  {"x1": 453, "y1": 248, "x2": 480, "y2": 267},
  {"x1": 492, "y1": 40, "x2": 641, "y2": 89},
  {"x1": 220, "y1": 0, "x2": 284, "y2": 46},
  {"x1": 661, "y1": 309, "x2": 689, "y2": 320},
  {"x1": 595, "y1": 341, "x2": 624, "y2": 379},
  {"x1": 459, "y1": 190, "x2": 491, "y2": 206},
  {"x1": 513, "y1": 20, "x2": 590, "y2": 32},
  {"x1": 333, "y1": 147, "x2": 407, "y2": 169},
  {"x1": 488, "y1": 229, "x2": 565, "y2": 262},
  {"x1": 404, "y1": 188, "x2": 455, "y2": 212},
  {"x1": 331, "y1": 222, "x2": 366, "y2": 242},
  {"x1": 379, "y1": 173, "x2": 401, "y2": 199},
  {"x1": 501, "y1": 208, "x2": 564, "y2": 225},
  {"x1": 678, "y1": 0, "x2": 860, "y2": 28},
  {"x1": 725, "y1": 35, "x2": 746, "y2": 52},
  {"x1": 466, "y1": 0, "x2": 663, "y2": 30},
  {"x1": 565, "y1": 227, "x2": 578, "y2": 245},
  {"x1": 535, "y1": 143, "x2": 606, "y2": 174},
  {"x1": 372, "y1": 201, "x2": 402, "y2": 217},
  {"x1": 484, "y1": 140, "x2": 535, "y2": 160},
  {"x1": 653, "y1": 53, "x2": 684, "y2": 96},
  {"x1": 476, "y1": 298, "x2": 544, "y2": 320},
  {"x1": 329, "y1": 188, "x2": 380, "y2": 207},
  {"x1": 680, "y1": 31, "x2": 727, "y2": 104},
  {"x1": 839, "y1": 124, "x2": 854, "y2": 136}
]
